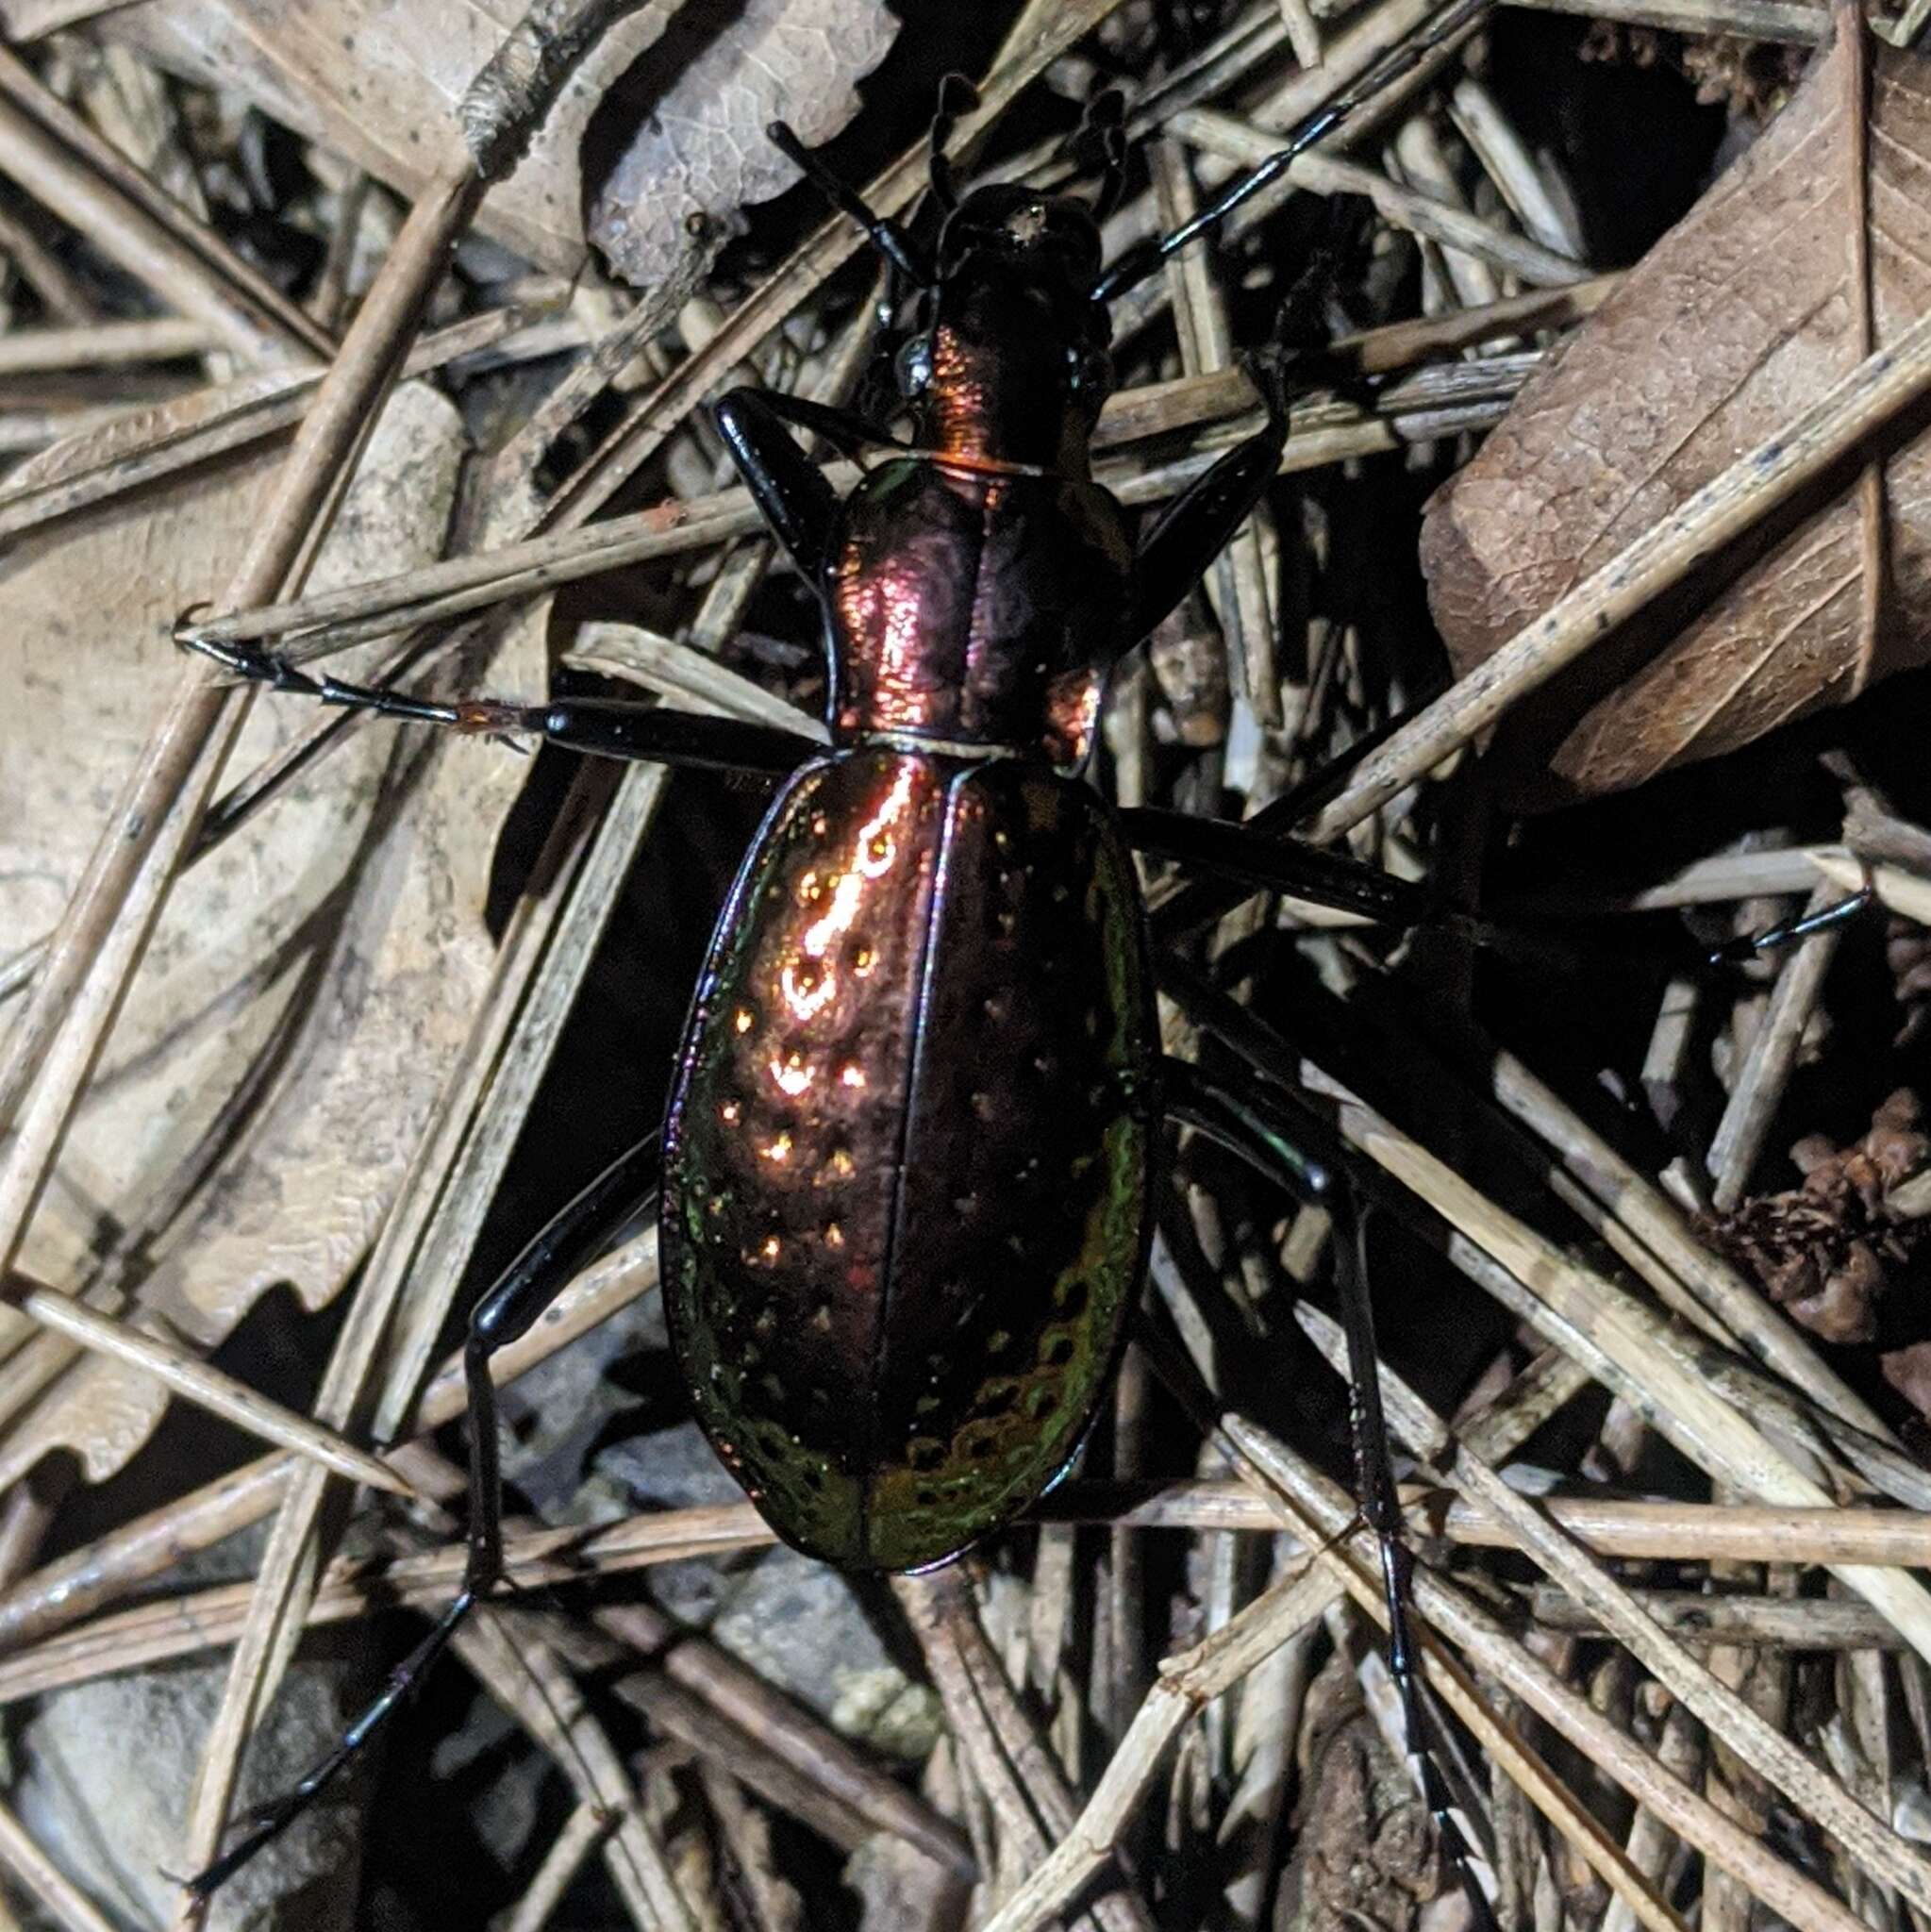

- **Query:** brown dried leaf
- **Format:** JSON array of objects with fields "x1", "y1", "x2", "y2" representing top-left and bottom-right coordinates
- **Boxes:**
[
  {"x1": 0, "y1": 379, "x2": 538, "y2": 1484},
  {"x1": 1704, "y1": 1091, "x2": 1931, "y2": 1346},
  {"x1": 1419, "y1": 22, "x2": 1931, "y2": 806},
  {"x1": 76, "y1": 0, "x2": 895, "y2": 283}
]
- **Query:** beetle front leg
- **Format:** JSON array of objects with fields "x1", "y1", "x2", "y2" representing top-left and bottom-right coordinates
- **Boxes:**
[
  {"x1": 186, "y1": 1135, "x2": 663, "y2": 1900},
  {"x1": 713, "y1": 385, "x2": 891, "y2": 583},
  {"x1": 1160, "y1": 1056, "x2": 1499, "y2": 1932},
  {"x1": 1123, "y1": 397, "x2": 1286, "y2": 648}
]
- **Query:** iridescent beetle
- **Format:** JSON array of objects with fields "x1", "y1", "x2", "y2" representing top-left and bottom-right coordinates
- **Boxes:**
[{"x1": 182, "y1": 10, "x2": 1495, "y2": 1908}]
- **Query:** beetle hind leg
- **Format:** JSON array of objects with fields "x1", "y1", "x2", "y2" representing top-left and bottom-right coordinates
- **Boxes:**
[
  {"x1": 1160, "y1": 1055, "x2": 1500, "y2": 1932},
  {"x1": 184, "y1": 1133, "x2": 663, "y2": 1900}
]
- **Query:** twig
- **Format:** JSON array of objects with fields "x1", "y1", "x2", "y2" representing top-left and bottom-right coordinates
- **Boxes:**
[
  {"x1": 0, "y1": 317, "x2": 213, "y2": 374},
  {"x1": 0, "y1": 1230, "x2": 657, "y2": 1654},
  {"x1": 1482, "y1": 1037, "x2": 1890, "y2": 1437},
  {"x1": 593, "y1": 1601, "x2": 974, "y2": 1879},
  {"x1": 1529, "y1": 1585, "x2": 1914, "y2": 1650},
  {"x1": 0, "y1": 188, "x2": 95, "y2": 325},
  {"x1": 1170, "y1": 104, "x2": 1586, "y2": 287},
  {"x1": 698, "y1": 1767, "x2": 802, "y2": 1932},
  {"x1": 457, "y1": 1610, "x2": 695, "y2": 1932},
  {"x1": 0, "y1": 158, "x2": 484, "y2": 1345},
  {"x1": 1398, "y1": 112, "x2": 1505, "y2": 313},
  {"x1": 1514, "y1": 0, "x2": 1824, "y2": 41},
  {"x1": 181, "y1": 357, "x2": 1531, "y2": 664},
  {"x1": 366, "y1": 754, "x2": 653, "y2": 1438},
  {"x1": 610, "y1": 1673, "x2": 880, "y2": 1864},
  {"x1": 0, "y1": 1275, "x2": 415, "y2": 1497},
  {"x1": 500, "y1": 1803, "x2": 612, "y2": 1932},
  {"x1": 1326, "y1": 1088, "x2": 1931, "y2": 1668},
  {"x1": 27, "y1": 1484, "x2": 1931, "y2": 1707},
  {"x1": 0, "y1": 45, "x2": 325, "y2": 360},
  {"x1": 171, "y1": 753, "x2": 603, "y2": 1909},
  {"x1": 1602, "y1": 1700, "x2": 1705, "y2": 1932},
  {"x1": 0, "y1": 1799, "x2": 116, "y2": 1932},
  {"x1": 1707, "y1": 886, "x2": 1845, "y2": 1209},
  {"x1": 0, "y1": 307, "x2": 534, "y2": 547},
  {"x1": 1508, "y1": 844, "x2": 1929, "y2": 919},
  {"x1": 1224, "y1": 1414, "x2": 1869, "y2": 1932},
  {"x1": 1448, "y1": 75, "x2": 1587, "y2": 260},
  {"x1": 1153, "y1": 138, "x2": 1281, "y2": 725}
]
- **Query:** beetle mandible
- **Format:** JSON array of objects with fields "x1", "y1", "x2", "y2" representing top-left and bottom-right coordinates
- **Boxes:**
[{"x1": 179, "y1": 6, "x2": 1496, "y2": 1901}]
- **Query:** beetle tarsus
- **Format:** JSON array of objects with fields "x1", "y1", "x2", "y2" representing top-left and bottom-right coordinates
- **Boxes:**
[{"x1": 1709, "y1": 881, "x2": 1874, "y2": 966}]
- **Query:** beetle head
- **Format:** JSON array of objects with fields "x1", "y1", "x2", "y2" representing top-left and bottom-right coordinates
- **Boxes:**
[{"x1": 890, "y1": 185, "x2": 1114, "y2": 466}]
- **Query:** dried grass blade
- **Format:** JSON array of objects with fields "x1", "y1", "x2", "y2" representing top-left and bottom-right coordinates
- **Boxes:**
[
  {"x1": 162, "y1": 168, "x2": 491, "y2": 1917},
  {"x1": 456, "y1": 1613, "x2": 696, "y2": 1932},
  {"x1": 502, "y1": 1804, "x2": 611, "y2": 1932},
  {"x1": 1224, "y1": 1415, "x2": 1867, "y2": 1932},
  {"x1": 369, "y1": 757, "x2": 661, "y2": 1438},
  {"x1": 1483, "y1": 1041, "x2": 1889, "y2": 1436},
  {"x1": 0, "y1": 1795, "x2": 116, "y2": 1932},
  {"x1": 0, "y1": 163, "x2": 482, "y2": 1333},
  {"x1": 0, "y1": 308, "x2": 531, "y2": 545},
  {"x1": 0, "y1": 45, "x2": 326, "y2": 360},
  {"x1": 1333, "y1": 1092, "x2": 1931, "y2": 1667},
  {"x1": 1295, "y1": 1301, "x2": 1931, "y2": 1912}
]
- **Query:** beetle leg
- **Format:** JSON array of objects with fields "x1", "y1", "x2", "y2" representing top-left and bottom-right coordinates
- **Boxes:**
[
  {"x1": 1123, "y1": 805, "x2": 1581, "y2": 973},
  {"x1": 1161, "y1": 1055, "x2": 1499, "y2": 1932},
  {"x1": 459, "y1": 1132, "x2": 663, "y2": 1591},
  {"x1": 1709, "y1": 878, "x2": 1874, "y2": 966},
  {"x1": 1122, "y1": 406, "x2": 1286, "y2": 651},
  {"x1": 186, "y1": 1134, "x2": 663, "y2": 1900},
  {"x1": 1120, "y1": 804, "x2": 1430, "y2": 927},
  {"x1": 714, "y1": 385, "x2": 884, "y2": 583},
  {"x1": 178, "y1": 630, "x2": 817, "y2": 776}
]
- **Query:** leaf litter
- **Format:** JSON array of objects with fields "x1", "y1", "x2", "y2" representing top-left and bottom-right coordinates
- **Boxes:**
[
  {"x1": 92, "y1": 0, "x2": 895, "y2": 283},
  {"x1": 0, "y1": 376, "x2": 533, "y2": 1486},
  {"x1": 2, "y1": 3, "x2": 1931, "y2": 1931}
]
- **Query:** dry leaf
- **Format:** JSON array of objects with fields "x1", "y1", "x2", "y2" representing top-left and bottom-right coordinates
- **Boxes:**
[
  {"x1": 581, "y1": 0, "x2": 894, "y2": 286},
  {"x1": 1419, "y1": 21, "x2": 1931, "y2": 806},
  {"x1": 0, "y1": 378, "x2": 540, "y2": 1485},
  {"x1": 1704, "y1": 1091, "x2": 1930, "y2": 1345},
  {"x1": 75, "y1": 0, "x2": 895, "y2": 284},
  {"x1": 5, "y1": 1349, "x2": 167, "y2": 1487}
]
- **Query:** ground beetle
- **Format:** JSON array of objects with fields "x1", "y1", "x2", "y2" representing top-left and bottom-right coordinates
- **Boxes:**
[{"x1": 181, "y1": 4, "x2": 1500, "y2": 1907}]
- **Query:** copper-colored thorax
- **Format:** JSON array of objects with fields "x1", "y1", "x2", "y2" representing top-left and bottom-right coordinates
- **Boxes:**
[
  {"x1": 923, "y1": 279, "x2": 1097, "y2": 477},
  {"x1": 827, "y1": 457, "x2": 1133, "y2": 767}
]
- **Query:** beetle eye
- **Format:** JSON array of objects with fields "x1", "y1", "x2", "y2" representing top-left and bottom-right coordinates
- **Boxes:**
[{"x1": 894, "y1": 334, "x2": 934, "y2": 397}]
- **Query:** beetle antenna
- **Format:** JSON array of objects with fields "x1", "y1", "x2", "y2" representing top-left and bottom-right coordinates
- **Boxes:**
[
  {"x1": 1091, "y1": 0, "x2": 1490, "y2": 301},
  {"x1": 769, "y1": 120, "x2": 933, "y2": 288},
  {"x1": 927, "y1": 72, "x2": 979, "y2": 214}
]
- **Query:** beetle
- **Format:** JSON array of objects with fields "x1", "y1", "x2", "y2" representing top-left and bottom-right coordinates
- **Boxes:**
[{"x1": 178, "y1": 6, "x2": 1499, "y2": 1906}]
